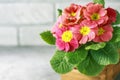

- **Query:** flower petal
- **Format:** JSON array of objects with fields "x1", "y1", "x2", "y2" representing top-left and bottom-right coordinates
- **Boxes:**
[
  {"x1": 101, "y1": 32, "x2": 113, "y2": 42},
  {"x1": 87, "y1": 4, "x2": 102, "y2": 13},
  {"x1": 107, "y1": 7, "x2": 117, "y2": 23},
  {"x1": 81, "y1": 20, "x2": 97, "y2": 28},
  {"x1": 65, "y1": 43, "x2": 70, "y2": 52},
  {"x1": 79, "y1": 36, "x2": 88, "y2": 44},
  {"x1": 88, "y1": 31, "x2": 95, "y2": 41},
  {"x1": 103, "y1": 25, "x2": 113, "y2": 32},
  {"x1": 69, "y1": 39, "x2": 79, "y2": 51},
  {"x1": 99, "y1": 8, "x2": 107, "y2": 17},
  {"x1": 56, "y1": 39, "x2": 65, "y2": 50},
  {"x1": 93, "y1": 36, "x2": 102, "y2": 42},
  {"x1": 70, "y1": 39, "x2": 79, "y2": 49}
]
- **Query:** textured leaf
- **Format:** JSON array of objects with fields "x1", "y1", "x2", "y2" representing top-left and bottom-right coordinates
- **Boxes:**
[
  {"x1": 91, "y1": 43, "x2": 119, "y2": 65},
  {"x1": 85, "y1": 42, "x2": 106, "y2": 50},
  {"x1": 50, "y1": 50, "x2": 74, "y2": 74},
  {"x1": 93, "y1": 0, "x2": 105, "y2": 7},
  {"x1": 110, "y1": 27, "x2": 120, "y2": 43},
  {"x1": 40, "y1": 31, "x2": 56, "y2": 45},
  {"x1": 66, "y1": 46, "x2": 88, "y2": 64},
  {"x1": 113, "y1": 10, "x2": 120, "y2": 25},
  {"x1": 114, "y1": 41, "x2": 120, "y2": 49},
  {"x1": 57, "y1": 9, "x2": 62, "y2": 16},
  {"x1": 77, "y1": 55, "x2": 105, "y2": 76}
]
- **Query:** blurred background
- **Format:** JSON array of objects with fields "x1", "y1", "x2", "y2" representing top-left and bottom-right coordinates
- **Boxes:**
[{"x1": 0, "y1": 0, "x2": 119, "y2": 80}]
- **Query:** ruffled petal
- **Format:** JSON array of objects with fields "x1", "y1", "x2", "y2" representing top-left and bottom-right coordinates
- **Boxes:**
[
  {"x1": 69, "y1": 39, "x2": 79, "y2": 51},
  {"x1": 56, "y1": 39, "x2": 65, "y2": 51},
  {"x1": 103, "y1": 24, "x2": 113, "y2": 32},
  {"x1": 64, "y1": 43, "x2": 70, "y2": 52},
  {"x1": 99, "y1": 8, "x2": 107, "y2": 17},
  {"x1": 97, "y1": 18, "x2": 104, "y2": 25},
  {"x1": 88, "y1": 31, "x2": 95, "y2": 41},
  {"x1": 100, "y1": 32, "x2": 113, "y2": 42},
  {"x1": 79, "y1": 36, "x2": 88, "y2": 44},
  {"x1": 82, "y1": 20, "x2": 97, "y2": 28},
  {"x1": 87, "y1": 4, "x2": 101, "y2": 13},
  {"x1": 83, "y1": 9, "x2": 91, "y2": 20},
  {"x1": 93, "y1": 36, "x2": 102, "y2": 42},
  {"x1": 70, "y1": 39, "x2": 79, "y2": 49},
  {"x1": 70, "y1": 25, "x2": 82, "y2": 40}
]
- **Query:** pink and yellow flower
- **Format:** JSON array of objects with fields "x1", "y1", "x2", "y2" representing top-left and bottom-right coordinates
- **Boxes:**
[
  {"x1": 56, "y1": 29, "x2": 79, "y2": 52},
  {"x1": 71, "y1": 20, "x2": 98, "y2": 44},
  {"x1": 83, "y1": 3, "x2": 108, "y2": 25},
  {"x1": 106, "y1": 7, "x2": 117, "y2": 24},
  {"x1": 61, "y1": 3, "x2": 82, "y2": 26},
  {"x1": 93, "y1": 24, "x2": 113, "y2": 42}
]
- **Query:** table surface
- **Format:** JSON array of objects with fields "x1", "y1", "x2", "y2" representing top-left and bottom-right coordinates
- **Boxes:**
[
  {"x1": 0, "y1": 46, "x2": 60, "y2": 80},
  {"x1": 0, "y1": 46, "x2": 119, "y2": 80}
]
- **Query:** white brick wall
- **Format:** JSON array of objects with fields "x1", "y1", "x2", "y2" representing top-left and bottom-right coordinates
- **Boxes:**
[
  {"x1": 0, "y1": 0, "x2": 119, "y2": 46},
  {"x1": 19, "y1": 25, "x2": 52, "y2": 46},
  {"x1": 0, "y1": 27, "x2": 17, "y2": 46},
  {"x1": 0, "y1": 3, "x2": 54, "y2": 24}
]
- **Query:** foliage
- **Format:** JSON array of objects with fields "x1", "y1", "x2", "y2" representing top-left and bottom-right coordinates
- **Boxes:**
[
  {"x1": 57, "y1": 9, "x2": 62, "y2": 16},
  {"x1": 93, "y1": 0, "x2": 105, "y2": 7},
  {"x1": 40, "y1": 31, "x2": 56, "y2": 45}
]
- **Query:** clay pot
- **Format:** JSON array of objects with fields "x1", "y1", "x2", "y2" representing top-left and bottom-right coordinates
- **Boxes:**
[{"x1": 61, "y1": 63, "x2": 120, "y2": 80}]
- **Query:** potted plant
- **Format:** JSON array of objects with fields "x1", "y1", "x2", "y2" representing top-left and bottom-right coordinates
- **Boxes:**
[{"x1": 40, "y1": 0, "x2": 120, "y2": 80}]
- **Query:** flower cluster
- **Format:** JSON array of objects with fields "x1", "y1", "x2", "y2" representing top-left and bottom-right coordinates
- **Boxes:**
[{"x1": 52, "y1": 3, "x2": 116, "y2": 52}]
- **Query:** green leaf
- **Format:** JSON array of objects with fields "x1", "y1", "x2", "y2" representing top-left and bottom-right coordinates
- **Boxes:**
[
  {"x1": 40, "y1": 31, "x2": 56, "y2": 45},
  {"x1": 77, "y1": 55, "x2": 105, "y2": 76},
  {"x1": 57, "y1": 9, "x2": 62, "y2": 16},
  {"x1": 91, "y1": 43, "x2": 119, "y2": 65},
  {"x1": 66, "y1": 46, "x2": 88, "y2": 65},
  {"x1": 110, "y1": 27, "x2": 120, "y2": 43},
  {"x1": 113, "y1": 10, "x2": 120, "y2": 25},
  {"x1": 114, "y1": 41, "x2": 120, "y2": 49},
  {"x1": 50, "y1": 50, "x2": 74, "y2": 74},
  {"x1": 85, "y1": 42, "x2": 106, "y2": 50},
  {"x1": 93, "y1": 0, "x2": 105, "y2": 7}
]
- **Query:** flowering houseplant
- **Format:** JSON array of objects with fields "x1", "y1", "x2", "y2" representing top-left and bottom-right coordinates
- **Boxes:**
[{"x1": 40, "y1": 0, "x2": 120, "y2": 76}]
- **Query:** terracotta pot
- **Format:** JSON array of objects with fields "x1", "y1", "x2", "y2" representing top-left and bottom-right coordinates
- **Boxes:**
[{"x1": 61, "y1": 64, "x2": 120, "y2": 80}]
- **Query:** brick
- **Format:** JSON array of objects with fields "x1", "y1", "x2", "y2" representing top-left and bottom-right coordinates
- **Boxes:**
[
  {"x1": 19, "y1": 25, "x2": 53, "y2": 46},
  {"x1": 0, "y1": 27, "x2": 17, "y2": 46},
  {"x1": 0, "y1": 3, "x2": 53, "y2": 24}
]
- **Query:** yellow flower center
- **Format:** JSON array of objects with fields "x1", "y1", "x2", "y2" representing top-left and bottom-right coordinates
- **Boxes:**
[
  {"x1": 80, "y1": 26, "x2": 90, "y2": 36},
  {"x1": 59, "y1": 23, "x2": 63, "y2": 28},
  {"x1": 70, "y1": 12, "x2": 76, "y2": 17},
  {"x1": 98, "y1": 27, "x2": 105, "y2": 36},
  {"x1": 91, "y1": 13, "x2": 100, "y2": 20},
  {"x1": 62, "y1": 31, "x2": 73, "y2": 42}
]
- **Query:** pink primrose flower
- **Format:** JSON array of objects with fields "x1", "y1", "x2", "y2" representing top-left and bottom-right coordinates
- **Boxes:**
[
  {"x1": 83, "y1": 3, "x2": 108, "y2": 25},
  {"x1": 93, "y1": 24, "x2": 113, "y2": 42},
  {"x1": 56, "y1": 28, "x2": 79, "y2": 52},
  {"x1": 61, "y1": 3, "x2": 82, "y2": 26},
  {"x1": 71, "y1": 20, "x2": 98, "y2": 44}
]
